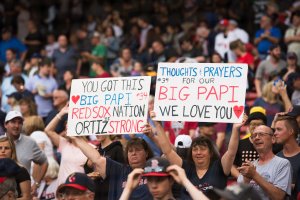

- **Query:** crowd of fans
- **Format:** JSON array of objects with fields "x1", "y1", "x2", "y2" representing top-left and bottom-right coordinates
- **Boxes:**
[{"x1": 0, "y1": 0, "x2": 300, "y2": 200}]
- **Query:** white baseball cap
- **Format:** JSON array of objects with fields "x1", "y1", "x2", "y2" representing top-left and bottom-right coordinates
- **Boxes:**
[
  {"x1": 174, "y1": 135, "x2": 192, "y2": 148},
  {"x1": 5, "y1": 111, "x2": 23, "y2": 123}
]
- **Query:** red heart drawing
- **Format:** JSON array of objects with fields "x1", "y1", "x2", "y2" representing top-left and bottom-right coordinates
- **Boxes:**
[
  {"x1": 71, "y1": 95, "x2": 80, "y2": 104},
  {"x1": 233, "y1": 105, "x2": 244, "y2": 118}
]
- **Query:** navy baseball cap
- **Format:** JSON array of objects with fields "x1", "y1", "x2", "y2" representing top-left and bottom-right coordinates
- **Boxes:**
[
  {"x1": 143, "y1": 157, "x2": 170, "y2": 177},
  {"x1": 56, "y1": 173, "x2": 95, "y2": 194},
  {"x1": 287, "y1": 105, "x2": 300, "y2": 117}
]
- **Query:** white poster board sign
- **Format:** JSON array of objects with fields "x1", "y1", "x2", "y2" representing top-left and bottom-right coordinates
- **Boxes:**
[
  {"x1": 67, "y1": 76, "x2": 151, "y2": 136},
  {"x1": 154, "y1": 63, "x2": 248, "y2": 123}
]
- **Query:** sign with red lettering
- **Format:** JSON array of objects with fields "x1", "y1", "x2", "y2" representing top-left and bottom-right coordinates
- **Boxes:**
[
  {"x1": 67, "y1": 76, "x2": 151, "y2": 136},
  {"x1": 153, "y1": 63, "x2": 248, "y2": 123}
]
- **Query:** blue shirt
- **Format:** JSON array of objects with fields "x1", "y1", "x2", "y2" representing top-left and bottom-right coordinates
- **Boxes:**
[
  {"x1": 255, "y1": 27, "x2": 281, "y2": 55},
  {"x1": 0, "y1": 38, "x2": 27, "y2": 62},
  {"x1": 26, "y1": 75, "x2": 58, "y2": 117}
]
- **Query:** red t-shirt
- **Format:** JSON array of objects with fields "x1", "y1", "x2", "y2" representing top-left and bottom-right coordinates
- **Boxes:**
[
  {"x1": 96, "y1": 71, "x2": 111, "y2": 78},
  {"x1": 237, "y1": 52, "x2": 254, "y2": 66}
]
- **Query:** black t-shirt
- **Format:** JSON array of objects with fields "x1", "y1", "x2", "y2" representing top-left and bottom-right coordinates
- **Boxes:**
[
  {"x1": 182, "y1": 159, "x2": 227, "y2": 200},
  {"x1": 85, "y1": 141, "x2": 125, "y2": 200},
  {"x1": 106, "y1": 158, "x2": 152, "y2": 200},
  {"x1": 277, "y1": 151, "x2": 300, "y2": 200},
  {"x1": 16, "y1": 166, "x2": 30, "y2": 198},
  {"x1": 234, "y1": 137, "x2": 259, "y2": 167}
]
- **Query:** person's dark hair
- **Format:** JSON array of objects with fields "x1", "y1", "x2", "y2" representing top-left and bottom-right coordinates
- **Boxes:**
[
  {"x1": 40, "y1": 58, "x2": 52, "y2": 67},
  {"x1": 19, "y1": 97, "x2": 37, "y2": 116},
  {"x1": 11, "y1": 75, "x2": 25, "y2": 85},
  {"x1": 138, "y1": 15, "x2": 150, "y2": 24},
  {"x1": 290, "y1": 10, "x2": 300, "y2": 24},
  {"x1": 187, "y1": 136, "x2": 219, "y2": 165},
  {"x1": 275, "y1": 115, "x2": 299, "y2": 139},
  {"x1": 124, "y1": 137, "x2": 153, "y2": 164},
  {"x1": 229, "y1": 39, "x2": 245, "y2": 51},
  {"x1": 211, "y1": 51, "x2": 223, "y2": 62},
  {"x1": 6, "y1": 48, "x2": 17, "y2": 55}
]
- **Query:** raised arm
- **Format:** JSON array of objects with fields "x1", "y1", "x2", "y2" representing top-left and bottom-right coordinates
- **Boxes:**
[
  {"x1": 44, "y1": 105, "x2": 68, "y2": 147},
  {"x1": 221, "y1": 114, "x2": 247, "y2": 175},
  {"x1": 144, "y1": 112, "x2": 182, "y2": 166},
  {"x1": 119, "y1": 168, "x2": 144, "y2": 200},
  {"x1": 71, "y1": 137, "x2": 107, "y2": 178},
  {"x1": 167, "y1": 165, "x2": 209, "y2": 200}
]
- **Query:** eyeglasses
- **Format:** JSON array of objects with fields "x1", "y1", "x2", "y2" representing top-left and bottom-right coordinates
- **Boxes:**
[{"x1": 250, "y1": 132, "x2": 273, "y2": 140}]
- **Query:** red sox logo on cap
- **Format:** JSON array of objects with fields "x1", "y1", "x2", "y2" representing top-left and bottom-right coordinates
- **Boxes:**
[
  {"x1": 151, "y1": 159, "x2": 159, "y2": 168},
  {"x1": 68, "y1": 173, "x2": 76, "y2": 183}
]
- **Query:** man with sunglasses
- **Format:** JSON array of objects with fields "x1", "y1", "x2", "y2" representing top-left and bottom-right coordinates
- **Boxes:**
[{"x1": 237, "y1": 125, "x2": 292, "y2": 200}]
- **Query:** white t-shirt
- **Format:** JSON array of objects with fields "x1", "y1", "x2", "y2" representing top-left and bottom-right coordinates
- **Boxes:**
[{"x1": 30, "y1": 131, "x2": 54, "y2": 159}]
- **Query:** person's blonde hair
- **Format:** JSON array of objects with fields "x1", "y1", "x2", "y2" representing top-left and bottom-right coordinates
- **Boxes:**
[
  {"x1": 261, "y1": 81, "x2": 277, "y2": 103},
  {"x1": 44, "y1": 157, "x2": 59, "y2": 179},
  {"x1": 23, "y1": 115, "x2": 45, "y2": 136},
  {"x1": 0, "y1": 136, "x2": 17, "y2": 161}
]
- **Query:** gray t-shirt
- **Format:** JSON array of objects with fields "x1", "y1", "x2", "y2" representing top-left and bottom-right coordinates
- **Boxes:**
[
  {"x1": 15, "y1": 134, "x2": 48, "y2": 173},
  {"x1": 255, "y1": 59, "x2": 286, "y2": 87},
  {"x1": 238, "y1": 156, "x2": 292, "y2": 200}
]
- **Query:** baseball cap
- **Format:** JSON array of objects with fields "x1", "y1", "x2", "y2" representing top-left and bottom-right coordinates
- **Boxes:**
[
  {"x1": 246, "y1": 106, "x2": 267, "y2": 125},
  {"x1": 287, "y1": 52, "x2": 297, "y2": 60},
  {"x1": 5, "y1": 111, "x2": 23, "y2": 123},
  {"x1": 213, "y1": 183, "x2": 262, "y2": 200},
  {"x1": 92, "y1": 31, "x2": 100, "y2": 38},
  {"x1": 174, "y1": 135, "x2": 192, "y2": 148},
  {"x1": 220, "y1": 19, "x2": 229, "y2": 26},
  {"x1": 229, "y1": 19, "x2": 238, "y2": 26},
  {"x1": 0, "y1": 158, "x2": 21, "y2": 177},
  {"x1": 287, "y1": 105, "x2": 300, "y2": 117},
  {"x1": 6, "y1": 92, "x2": 23, "y2": 101},
  {"x1": 56, "y1": 172, "x2": 95, "y2": 194},
  {"x1": 143, "y1": 157, "x2": 170, "y2": 177}
]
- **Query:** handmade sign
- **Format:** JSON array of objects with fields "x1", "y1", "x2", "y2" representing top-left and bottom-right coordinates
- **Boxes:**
[
  {"x1": 154, "y1": 63, "x2": 248, "y2": 123},
  {"x1": 67, "y1": 76, "x2": 151, "y2": 136}
]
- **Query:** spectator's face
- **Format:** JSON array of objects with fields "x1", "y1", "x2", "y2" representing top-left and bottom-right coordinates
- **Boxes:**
[
  {"x1": 63, "y1": 71, "x2": 73, "y2": 82},
  {"x1": 181, "y1": 41, "x2": 191, "y2": 51},
  {"x1": 121, "y1": 49, "x2": 131, "y2": 61},
  {"x1": 274, "y1": 120, "x2": 291, "y2": 144},
  {"x1": 191, "y1": 145, "x2": 211, "y2": 167},
  {"x1": 260, "y1": 16, "x2": 271, "y2": 29},
  {"x1": 152, "y1": 42, "x2": 164, "y2": 54},
  {"x1": 53, "y1": 91, "x2": 68, "y2": 107},
  {"x1": 250, "y1": 125, "x2": 274, "y2": 152},
  {"x1": 2, "y1": 32, "x2": 11, "y2": 41},
  {"x1": 270, "y1": 47, "x2": 281, "y2": 59},
  {"x1": 0, "y1": 141, "x2": 12, "y2": 158},
  {"x1": 9, "y1": 63, "x2": 21, "y2": 75},
  {"x1": 5, "y1": 50, "x2": 15, "y2": 62},
  {"x1": 147, "y1": 176, "x2": 172, "y2": 199},
  {"x1": 91, "y1": 37, "x2": 99, "y2": 46},
  {"x1": 249, "y1": 119, "x2": 265, "y2": 134},
  {"x1": 5, "y1": 118, "x2": 23, "y2": 138},
  {"x1": 127, "y1": 145, "x2": 148, "y2": 168},
  {"x1": 292, "y1": 15, "x2": 300, "y2": 26},
  {"x1": 40, "y1": 65, "x2": 51, "y2": 76},
  {"x1": 58, "y1": 36, "x2": 68, "y2": 48},
  {"x1": 47, "y1": 34, "x2": 56, "y2": 44},
  {"x1": 294, "y1": 78, "x2": 300, "y2": 90},
  {"x1": 212, "y1": 54, "x2": 222, "y2": 63},
  {"x1": 19, "y1": 102, "x2": 29, "y2": 115},
  {"x1": 199, "y1": 125, "x2": 215, "y2": 137},
  {"x1": 287, "y1": 57, "x2": 297, "y2": 65},
  {"x1": 57, "y1": 187, "x2": 94, "y2": 200}
]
